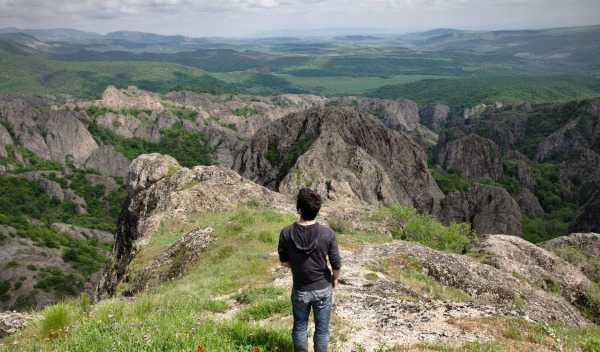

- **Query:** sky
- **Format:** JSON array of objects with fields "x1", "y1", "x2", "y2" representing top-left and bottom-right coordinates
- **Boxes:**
[{"x1": 0, "y1": 0, "x2": 599, "y2": 37}]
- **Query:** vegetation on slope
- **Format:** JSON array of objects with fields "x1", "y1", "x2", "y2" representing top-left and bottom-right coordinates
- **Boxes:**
[
  {"x1": 2, "y1": 206, "x2": 598, "y2": 351},
  {"x1": 369, "y1": 75, "x2": 600, "y2": 118}
]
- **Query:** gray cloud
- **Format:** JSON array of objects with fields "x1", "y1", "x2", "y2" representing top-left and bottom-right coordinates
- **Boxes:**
[{"x1": 0, "y1": 0, "x2": 598, "y2": 36}]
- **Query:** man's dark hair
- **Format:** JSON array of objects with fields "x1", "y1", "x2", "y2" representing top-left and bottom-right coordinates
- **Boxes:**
[{"x1": 297, "y1": 188, "x2": 322, "y2": 221}]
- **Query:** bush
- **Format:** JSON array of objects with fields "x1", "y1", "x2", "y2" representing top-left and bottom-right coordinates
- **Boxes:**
[
  {"x1": 371, "y1": 206, "x2": 476, "y2": 253},
  {"x1": 38, "y1": 302, "x2": 76, "y2": 338}
]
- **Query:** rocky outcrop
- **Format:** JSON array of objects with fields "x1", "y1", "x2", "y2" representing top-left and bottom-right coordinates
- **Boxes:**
[
  {"x1": 474, "y1": 235, "x2": 592, "y2": 305},
  {"x1": 88, "y1": 86, "x2": 164, "y2": 111},
  {"x1": 95, "y1": 113, "x2": 161, "y2": 143},
  {"x1": 96, "y1": 153, "x2": 290, "y2": 299},
  {"x1": 39, "y1": 110, "x2": 98, "y2": 164},
  {"x1": 512, "y1": 188, "x2": 544, "y2": 214},
  {"x1": 1, "y1": 103, "x2": 52, "y2": 161},
  {"x1": 440, "y1": 183, "x2": 522, "y2": 236},
  {"x1": 234, "y1": 107, "x2": 444, "y2": 213},
  {"x1": 540, "y1": 233, "x2": 600, "y2": 283},
  {"x1": 535, "y1": 119, "x2": 584, "y2": 162},
  {"x1": 123, "y1": 227, "x2": 213, "y2": 296},
  {"x1": 436, "y1": 134, "x2": 503, "y2": 181},
  {"x1": 84, "y1": 145, "x2": 131, "y2": 177},
  {"x1": 463, "y1": 103, "x2": 488, "y2": 119},
  {"x1": 19, "y1": 171, "x2": 65, "y2": 201},
  {"x1": 568, "y1": 190, "x2": 600, "y2": 234},
  {"x1": 51, "y1": 223, "x2": 114, "y2": 243},
  {"x1": 420, "y1": 103, "x2": 449, "y2": 130},
  {"x1": 0, "y1": 122, "x2": 13, "y2": 158},
  {"x1": 559, "y1": 148, "x2": 600, "y2": 204},
  {"x1": 385, "y1": 239, "x2": 589, "y2": 325},
  {"x1": 0, "y1": 311, "x2": 34, "y2": 339}
]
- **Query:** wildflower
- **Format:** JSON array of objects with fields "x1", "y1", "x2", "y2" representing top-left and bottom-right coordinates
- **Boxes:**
[
  {"x1": 192, "y1": 328, "x2": 196, "y2": 332},
  {"x1": 144, "y1": 334, "x2": 148, "y2": 340},
  {"x1": 254, "y1": 348, "x2": 260, "y2": 352},
  {"x1": 197, "y1": 345, "x2": 203, "y2": 351},
  {"x1": 118, "y1": 341, "x2": 122, "y2": 347},
  {"x1": 196, "y1": 322, "x2": 201, "y2": 326},
  {"x1": 131, "y1": 322, "x2": 135, "y2": 327}
]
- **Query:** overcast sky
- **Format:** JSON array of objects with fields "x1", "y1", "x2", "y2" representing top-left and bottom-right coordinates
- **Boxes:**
[{"x1": 1, "y1": 0, "x2": 599, "y2": 37}]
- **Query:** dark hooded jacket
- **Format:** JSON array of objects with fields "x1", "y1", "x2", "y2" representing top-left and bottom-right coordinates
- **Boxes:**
[{"x1": 278, "y1": 222, "x2": 342, "y2": 291}]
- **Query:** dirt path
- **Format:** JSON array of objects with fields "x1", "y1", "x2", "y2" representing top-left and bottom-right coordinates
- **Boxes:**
[{"x1": 272, "y1": 243, "x2": 517, "y2": 351}]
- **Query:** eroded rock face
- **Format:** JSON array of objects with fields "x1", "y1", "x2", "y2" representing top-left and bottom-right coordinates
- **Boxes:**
[
  {"x1": 420, "y1": 103, "x2": 450, "y2": 130},
  {"x1": 559, "y1": 148, "x2": 600, "y2": 205},
  {"x1": 440, "y1": 183, "x2": 522, "y2": 236},
  {"x1": 91, "y1": 86, "x2": 164, "y2": 111},
  {"x1": 96, "y1": 153, "x2": 290, "y2": 299},
  {"x1": 568, "y1": 190, "x2": 600, "y2": 234},
  {"x1": 85, "y1": 145, "x2": 131, "y2": 177},
  {"x1": 388, "y1": 240, "x2": 589, "y2": 325},
  {"x1": 436, "y1": 134, "x2": 503, "y2": 181},
  {"x1": 540, "y1": 233, "x2": 600, "y2": 283},
  {"x1": 473, "y1": 235, "x2": 592, "y2": 305},
  {"x1": 123, "y1": 227, "x2": 213, "y2": 296},
  {"x1": 40, "y1": 110, "x2": 98, "y2": 164},
  {"x1": 513, "y1": 188, "x2": 544, "y2": 214},
  {"x1": 0, "y1": 311, "x2": 34, "y2": 339},
  {"x1": 234, "y1": 107, "x2": 444, "y2": 213},
  {"x1": 0, "y1": 123, "x2": 13, "y2": 158}
]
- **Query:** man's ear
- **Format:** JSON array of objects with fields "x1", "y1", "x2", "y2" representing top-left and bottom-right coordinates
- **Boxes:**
[{"x1": 297, "y1": 208, "x2": 302, "y2": 216}]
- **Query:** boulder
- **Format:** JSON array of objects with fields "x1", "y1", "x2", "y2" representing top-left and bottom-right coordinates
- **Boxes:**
[
  {"x1": 85, "y1": 145, "x2": 131, "y2": 177},
  {"x1": 234, "y1": 107, "x2": 444, "y2": 213},
  {"x1": 436, "y1": 134, "x2": 503, "y2": 181},
  {"x1": 440, "y1": 183, "x2": 522, "y2": 236}
]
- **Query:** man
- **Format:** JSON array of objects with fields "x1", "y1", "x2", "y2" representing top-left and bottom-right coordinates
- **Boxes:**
[{"x1": 278, "y1": 188, "x2": 342, "y2": 352}]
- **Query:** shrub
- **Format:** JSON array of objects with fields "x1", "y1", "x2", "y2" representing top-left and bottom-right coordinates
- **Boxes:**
[
  {"x1": 371, "y1": 206, "x2": 476, "y2": 253},
  {"x1": 38, "y1": 302, "x2": 76, "y2": 338}
]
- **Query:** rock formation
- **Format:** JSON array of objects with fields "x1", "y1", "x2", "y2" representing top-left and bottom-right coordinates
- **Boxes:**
[
  {"x1": 96, "y1": 153, "x2": 290, "y2": 299},
  {"x1": 568, "y1": 190, "x2": 600, "y2": 234},
  {"x1": 420, "y1": 103, "x2": 450, "y2": 130},
  {"x1": 234, "y1": 107, "x2": 444, "y2": 213},
  {"x1": 123, "y1": 226, "x2": 213, "y2": 296},
  {"x1": 84, "y1": 145, "x2": 131, "y2": 177},
  {"x1": 436, "y1": 134, "x2": 503, "y2": 181},
  {"x1": 512, "y1": 188, "x2": 544, "y2": 214},
  {"x1": 0, "y1": 122, "x2": 13, "y2": 158},
  {"x1": 540, "y1": 233, "x2": 600, "y2": 283},
  {"x1": 39, "y1": 110, "x2": 98, "y2": 164},
  {"x1": 440, "y1": 183, "x2": 522, "y2": 236},
  {"x1": 383, "y1": 239, "x2": 589, "y2": 325}
]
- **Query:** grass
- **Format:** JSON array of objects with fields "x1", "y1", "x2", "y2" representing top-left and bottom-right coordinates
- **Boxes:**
[{"x1": 2, "y1": 206, "x2": 598, "y2": 351}]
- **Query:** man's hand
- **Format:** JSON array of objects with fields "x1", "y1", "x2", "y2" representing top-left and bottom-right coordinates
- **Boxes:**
[
  {"x1": 281, "y1": 262, "x2": 290, "y2": 268},
  {"x1": 332, "y1": 269, "x2": 340, "y2": 289}
]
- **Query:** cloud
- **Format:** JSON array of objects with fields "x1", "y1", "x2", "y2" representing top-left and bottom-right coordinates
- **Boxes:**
[{"x1": 0, "y1": 0, "x2": 598, "y2": 36}]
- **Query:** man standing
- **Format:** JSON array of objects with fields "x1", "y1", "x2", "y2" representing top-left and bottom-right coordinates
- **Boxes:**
[{"x1": 278, "y1": 188, "x2": 342, "y2": 352}]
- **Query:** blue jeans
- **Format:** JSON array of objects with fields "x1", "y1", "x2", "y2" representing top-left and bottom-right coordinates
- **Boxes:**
[{"x1": 291, "y1": 285, "x2": 333, "y2": 352}]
